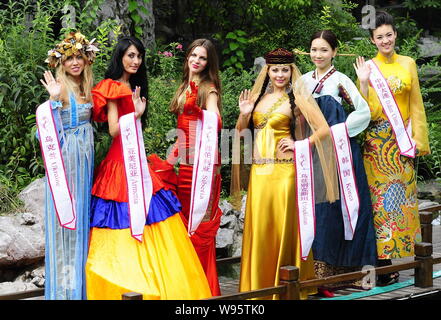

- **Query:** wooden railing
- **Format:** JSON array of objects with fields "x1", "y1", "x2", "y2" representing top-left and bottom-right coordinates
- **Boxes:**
[
  {"x1": 1, "y1": 205, "x2": 440, "y2": 300},
  {"x1": 203, "y1": 204, "x2": 441, "y2": 300}
]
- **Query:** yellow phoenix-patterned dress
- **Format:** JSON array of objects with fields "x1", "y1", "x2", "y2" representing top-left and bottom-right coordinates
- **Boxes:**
[
  {"x1": 239, "y1": 96, "x2": 316, "y2": 300},
  {"x1": 361, "y1": 52, "x2": 430, "y2": 259}
]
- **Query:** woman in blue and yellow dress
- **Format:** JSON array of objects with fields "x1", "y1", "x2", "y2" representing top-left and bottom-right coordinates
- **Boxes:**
[
  {"x1": 232, "y1": 48, "x2": 339, "y2": 299},
  {"x1": 84, "y1": 36, "x2": 211, "y2": 299},
  {"x1": 355, "y1": 11, "x2": 430, "y2": 285}
]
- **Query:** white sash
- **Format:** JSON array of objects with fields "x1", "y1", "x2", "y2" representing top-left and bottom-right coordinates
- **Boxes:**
[
  {"x1": 36, "y1": 101, "x2": 76, "y2": 230},
  {"x1": 188, "y1": 110, "x2": 218, "y2": 236},
  {"x1": 367, "y1": 59, "x2": 416, "y2": 158},
  {"x1": 294, "y1": 138, "x2": 315, "y2": 260},
  {"x1": 119, "y1": 112, "x2": 153, "y2": 242},
  {"x1": 330, "y1": 123, "x2": 360, "y2": 240}
]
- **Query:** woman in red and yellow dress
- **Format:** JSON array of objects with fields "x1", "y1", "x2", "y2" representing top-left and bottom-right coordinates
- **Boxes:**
[
  {"x1": 85, "y1": 36, "x2": 211, "y2": 300},
  {"x1": 355, "y1": 11, "x2": 430, "y2": 285},
  {"x1": 150, "y1": 39, "x2": 223, "y2": 296}
]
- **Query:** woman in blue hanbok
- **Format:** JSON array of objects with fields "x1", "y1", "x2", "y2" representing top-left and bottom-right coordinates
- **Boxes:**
[
  {"x1": 298, "y1": 30, "x2": 377, "y2": 296},
  {"x1": 39, "y1": 32, "x2": 98, "y2": 300}
]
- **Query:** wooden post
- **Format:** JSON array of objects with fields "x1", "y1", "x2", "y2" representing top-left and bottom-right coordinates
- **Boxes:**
[
  {"x1": 279, "y1": 265, "x2": 300, "y2": 300},
  {"x1": 414, "y1": 242, "x2": 433, "y2": 288},
  {"x1": 122, "y1": 292, "x2": 143, "y2": 300},
  {"x1": 419, "y1": 211, "x2": 433, "y2": 243}
]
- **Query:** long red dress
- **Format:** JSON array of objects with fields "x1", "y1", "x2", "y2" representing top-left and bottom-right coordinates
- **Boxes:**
[{"x1": 150, "y1": 81, "x2": 222, "y2": 296}]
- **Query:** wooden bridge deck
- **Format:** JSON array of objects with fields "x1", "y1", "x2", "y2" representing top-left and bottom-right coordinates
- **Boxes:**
[
  {"x1": 218, "y1": 225, "x2": 441, "y2": 300},
  {"x1": 13, "y1": 215, "x2": 441, "y2": 301}
]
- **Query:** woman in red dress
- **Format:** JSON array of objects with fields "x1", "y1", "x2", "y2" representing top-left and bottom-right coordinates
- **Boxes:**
[
  {"x1": 151, "y1": 39, "x2": 223, "y2": 295},
  {"x1": 85, "y1": 36, "x2": 211, "y2": 300}
]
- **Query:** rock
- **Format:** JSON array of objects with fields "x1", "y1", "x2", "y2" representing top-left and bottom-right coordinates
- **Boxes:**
[
  {"x1": 220, "y1": 214, "x2": 237, "y2": 229},
  {"x1": 0, "y1": 178, "x2": 45, "y2": 268},
  {"x1": 418, "y1": 36, "x2": 441, "y2": 58},
  {"x1": 231, "y1": 233, "x2": 242, "y2": 258},
  {"x1": 219, "y1": 199, "x2": 234, "y2": 216},
  {"x1": 0, "y1": 281, "x2": 38, "y2": 295},
  {"x1": 20, "y1": 213, "x2": 36, "y2": 226},
  {"x1": 18, "y1": 178, "x2": 45, "y2": 222},
  {"x1": 0, "y1": 213, "x2": 44, "y2": 268},
  {"x1": 254, "y1": 57, "x2": 266, "y2": 74},
  {"x1": 418, "y1": 200, "x2": 440, "y2": 210},
  {"x1": 418, "y1": 180, "x2": 441, "y2": 202},
  {"x1": 216, "y1": 229, "x2": 235, "y2": 250},
  {"x1": 93, "y1": 0, "x2": 155, "y2": 51}
]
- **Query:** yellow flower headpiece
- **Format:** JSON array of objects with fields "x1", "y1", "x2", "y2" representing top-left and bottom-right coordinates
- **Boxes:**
[{"x1": 45, "y1": 31, "x2": 99, "y2": 68}]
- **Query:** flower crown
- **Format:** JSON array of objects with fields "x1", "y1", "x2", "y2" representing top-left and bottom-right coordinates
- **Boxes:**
[{"x1": 45, "y1": 31, "x2": 99, "y2": 68}]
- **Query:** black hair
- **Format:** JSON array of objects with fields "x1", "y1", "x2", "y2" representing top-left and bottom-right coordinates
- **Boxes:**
[
  {"x1": 369, "y1": 11, "x2": 396, "y2": 38},
  {"x1": 105, "y1": 36, "x2": 148, "y2": 121},
  {"x1": 310, "y1": 30, "x2": 338, "y2": 51}
]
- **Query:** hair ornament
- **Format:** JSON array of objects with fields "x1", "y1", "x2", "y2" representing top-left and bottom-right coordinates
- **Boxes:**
[{"x1": 45, "y1": 31, "x2": 99, "y2": 68}]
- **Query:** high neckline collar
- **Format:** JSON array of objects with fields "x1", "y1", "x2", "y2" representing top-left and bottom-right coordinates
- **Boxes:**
[
  {"x1": 375, "y1": 51, "x2": 397, "y2": 64},
  {"x1": 313, "y1": 65, "x2": 335, "y2": 81}
]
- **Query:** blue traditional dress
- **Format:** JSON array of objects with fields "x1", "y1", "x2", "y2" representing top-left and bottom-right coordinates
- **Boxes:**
[
  {"x1": 43, "y1": 93, "x2": 94, "y2": 299},
  {"x1": 300, "y1": 67, "x2": 377, "y2": 287}
]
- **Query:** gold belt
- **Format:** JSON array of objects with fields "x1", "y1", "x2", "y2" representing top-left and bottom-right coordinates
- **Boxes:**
[{"x1": 252, "y1": 158, "x2": 294, "y2": 164}]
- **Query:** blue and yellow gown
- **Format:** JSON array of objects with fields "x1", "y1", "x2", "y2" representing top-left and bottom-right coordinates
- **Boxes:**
[{"x1": 84, "y1": 79, "x2": 212, "y2": 300}]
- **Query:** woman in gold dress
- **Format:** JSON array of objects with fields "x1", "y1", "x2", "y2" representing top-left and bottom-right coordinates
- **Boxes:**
[
  {"x1": 232, "y1": 48, "x2": 338, "y2": 299},
  {"x1": 355, "y1": 11, "x2": 430, "y2": 285}
]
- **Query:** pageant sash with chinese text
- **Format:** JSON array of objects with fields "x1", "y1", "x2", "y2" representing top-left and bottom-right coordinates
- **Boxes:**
[
  {"x1": 367, "y1": 59, "x2": 416, "y2": 158},
  {"x1": 188, "y1": 110, "x2": 218, "y2": 236},
  {"x1": 294, "y1": 138, "x2": 315, "y2": 261},
  {"x1": 330, "y1": 122, "x2": 360, "y2": 240},
  {"x1": 119, "y1": 112, "x2": 153, "y2": 242},
  {"x1": 36, "y1": 101, "x2": 76, "y2": 230}
]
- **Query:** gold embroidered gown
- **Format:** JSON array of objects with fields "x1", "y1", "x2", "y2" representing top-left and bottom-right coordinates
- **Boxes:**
[
  {"x1": 361, "y1": 52, "x2": 430, "y2": 259},
  {"x1": 239, "y1": 101, "x2": 316, "y2": 299}
]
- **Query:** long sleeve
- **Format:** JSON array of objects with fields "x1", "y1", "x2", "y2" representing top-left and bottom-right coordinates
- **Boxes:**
[
  {"x1": 340, "y1": 74, "x2": 371, "y2": 137},
  {"x1": 356, "y1": 78, "x2": 384, "y2": 122},
  {"x1": 408, "y1": 58, "x2": 430, "y2": 156}
]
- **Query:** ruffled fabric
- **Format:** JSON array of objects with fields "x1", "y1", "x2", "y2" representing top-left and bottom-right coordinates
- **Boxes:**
[
  {"x1": 147, "y1": 154, "x2": 178, "y2": 193},
  {"x1": 92, "y1": 157, "x2": 166, "y2": 203},
  {"x1": 90, "y1": 188, "x2": 181, "y2": 229},
  {"x1": 91, "y1": 79, "x2": 133, "y2": 122}
]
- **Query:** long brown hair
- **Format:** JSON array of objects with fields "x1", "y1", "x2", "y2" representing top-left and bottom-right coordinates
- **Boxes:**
[{"x1": 169, "y1": 39, "x2": 221, "y2": 114}]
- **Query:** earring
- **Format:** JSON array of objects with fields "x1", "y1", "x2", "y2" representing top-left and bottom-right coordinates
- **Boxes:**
[{"x1": 267, "y1": 80, "x2": 273, "y2": 93}]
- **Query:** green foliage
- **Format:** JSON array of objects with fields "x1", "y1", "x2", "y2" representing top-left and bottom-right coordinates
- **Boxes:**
[
  {"x1": 2, "y1": 0, "x2": 441, "y2": 202},
  {"x1": 319, "y1": 1, "x2": 361, "y2": 40},
  {"x1": 0, "y1": 175, "x2": 24, "y2": 214},
  {"x1": 149, "y1": 42, "x2": 185, "y2": 78},
  {"x1": 419, "y1": 123, "x2": 441, "y2": 180},
  {"x1": 0, "y1": 0, "x2": 61, "y2": 193},
  {"x1": 144, "y1": 78, "x2": 179, "y2": 158},
  {"x1": 403, "y1": 0, "x2": 441, "y2": 9},
  {"x1": 0, "y1": 0, "x2": 121, "y2": 202},
  {"x1": 218, "y1": 30, "x2": 248, "y2": 74},
  {"x1": 128, "y1": 0, "x2": 150, "y2": 38},
  {"x1": 218, "y1": 68, "x2": 256, "y2": 196}
]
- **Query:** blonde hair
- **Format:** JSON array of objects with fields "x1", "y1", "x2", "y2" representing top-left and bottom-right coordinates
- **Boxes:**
[{"x1": 55, "y1": 53, "x2": 94, "y2": 105}]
